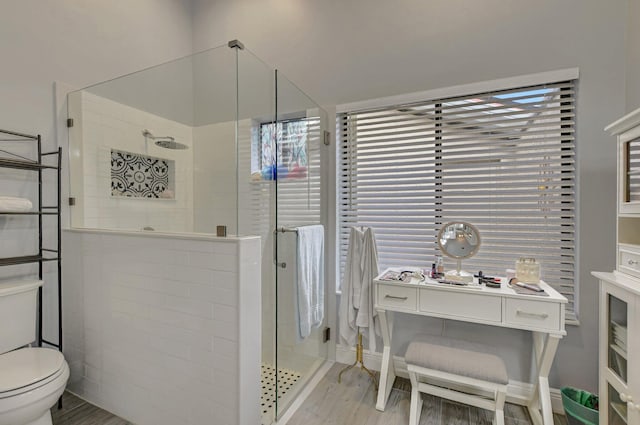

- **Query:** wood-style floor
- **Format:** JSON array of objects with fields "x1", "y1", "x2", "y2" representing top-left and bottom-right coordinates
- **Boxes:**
[
  {"x1": 52, "y1": 363, "x2": 569, "y2": 425},
  {"x1": 51, "y1": 392, "x2": 132, "y2": 425},
  {"x1": 286, "y1": 362, "x2": 569, "y2": 425}
]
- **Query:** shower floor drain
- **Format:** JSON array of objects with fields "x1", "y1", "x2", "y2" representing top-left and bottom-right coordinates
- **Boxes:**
[{"x1": 261, "y1": 363, "x2": 301, "y2": 420}]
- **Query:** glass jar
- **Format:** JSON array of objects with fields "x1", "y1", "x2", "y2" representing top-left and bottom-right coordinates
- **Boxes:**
[{"x1": 515, "y1": 257, "x2": 540, "y2": 284}]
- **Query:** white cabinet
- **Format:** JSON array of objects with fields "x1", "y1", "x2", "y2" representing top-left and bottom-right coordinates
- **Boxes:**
[
  {"x1": 594, "y1": 107, "x2": 640, "y2": 425},
  {"x1": 594, "y1": 272, "x2": 640, "y2": 425}
]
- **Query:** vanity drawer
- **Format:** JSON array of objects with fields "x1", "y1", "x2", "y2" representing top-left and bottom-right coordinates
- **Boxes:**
[
  {"x1": 377, "y1": 284, "x2": 418, "y2": 311},
  {"x1": 505, "y1": 298, "x2": 561, "y2": 331},
  {"x1": 419, "y1": 289, "x2": 501, "y2": 323},
  {"x1": 619, "y1": 246, "x2": 640, "y2": 278}
]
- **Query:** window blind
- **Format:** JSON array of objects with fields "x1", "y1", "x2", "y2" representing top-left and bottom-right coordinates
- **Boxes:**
[{"x1": 338, "y1": 80, "x2": 577, "y2": 318}]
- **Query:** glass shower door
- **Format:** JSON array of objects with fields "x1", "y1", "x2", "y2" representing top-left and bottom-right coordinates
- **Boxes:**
[
  {"x1": 236, "y1": 49, "x2": 328, "y2": 424},
  {"x1": 274, "y1": 71, "x2": 329, "y2": 420}
]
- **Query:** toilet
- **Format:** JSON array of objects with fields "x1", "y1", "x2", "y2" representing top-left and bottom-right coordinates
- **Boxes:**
[{"x1": 0, "y1": 280, "x2": 69, "y2": 425}]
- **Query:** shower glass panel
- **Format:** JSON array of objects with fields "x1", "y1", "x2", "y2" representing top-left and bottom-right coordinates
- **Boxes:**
[
  {"x1": 273, "y1": 71, "x2": 328, "y2": 420},
  {"x1": 66, "y1": 42, "x2": 328, "y2": 425},
  {"x1": 67, "y1": 45, "x2": 238, "y2": 233}
]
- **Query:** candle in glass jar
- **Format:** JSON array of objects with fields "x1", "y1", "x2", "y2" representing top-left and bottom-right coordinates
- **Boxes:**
[{"x1": 515, "y1": 257, "x2": 540, "y2": 284}]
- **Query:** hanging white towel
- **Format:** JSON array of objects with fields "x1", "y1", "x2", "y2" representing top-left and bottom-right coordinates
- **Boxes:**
[
  {"x1": 339, "y1": 226, "x2": 380, "y2": 352},
  {"x1": 339, "y1": 227, "x2": 363, "y2": 348},
  {"x1": 0, "y1": 196, "x2": 32, "y2": 212},
  {"x1": 356, "y1": 227, "x2": 380, "y2": 347},
  {"x1": 296, "y1": 224, "x2": 325, "y2": 339}
]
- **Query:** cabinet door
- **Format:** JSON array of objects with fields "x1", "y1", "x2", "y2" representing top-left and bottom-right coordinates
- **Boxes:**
[
  {"x1": 600, "y1": 281, "x2": 639, "y2": 425},
  {"x1": 620, "y1": 136, "x2": 640, "y2": 214}
]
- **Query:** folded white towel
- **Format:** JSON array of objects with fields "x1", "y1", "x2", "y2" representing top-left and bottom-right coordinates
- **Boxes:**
[{"x1": 0, "y1": 196, "x2": 33, "y2": 212}]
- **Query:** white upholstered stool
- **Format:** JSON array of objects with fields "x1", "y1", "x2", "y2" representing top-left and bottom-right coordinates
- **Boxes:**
[{"x1": 405, "y1": 335, "x2": 508, "y2": 425}]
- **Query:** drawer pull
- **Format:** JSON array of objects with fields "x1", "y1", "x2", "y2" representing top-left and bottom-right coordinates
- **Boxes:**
[
  {"x1": 628, "y1": 259, "x2": 639, "y2": 266},
  {"x1": 516, "y1": 309, "x2": 549, "y2": 319},
  {"x1": 385, "y1": 295, "x2": 409, "y2": 301}
]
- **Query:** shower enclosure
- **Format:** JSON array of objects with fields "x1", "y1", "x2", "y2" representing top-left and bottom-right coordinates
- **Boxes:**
[{"x1": 66, "y1": 41, "x2": 328, "y2": 424}]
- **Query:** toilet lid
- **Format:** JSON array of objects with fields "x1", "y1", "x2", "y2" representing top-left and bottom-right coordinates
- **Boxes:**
[{"x1": 0, "y1": 348, "x2": 64, "y2": 393}]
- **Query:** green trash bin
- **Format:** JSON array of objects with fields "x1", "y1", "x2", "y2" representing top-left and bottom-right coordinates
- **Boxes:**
[{"x1": 561, "y1": 387, "x2": 599, "y2": 425}]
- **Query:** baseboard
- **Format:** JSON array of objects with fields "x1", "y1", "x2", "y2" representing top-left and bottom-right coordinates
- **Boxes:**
[{"x1": 336, "y1": 344, "x2": 565, "y2": 415}]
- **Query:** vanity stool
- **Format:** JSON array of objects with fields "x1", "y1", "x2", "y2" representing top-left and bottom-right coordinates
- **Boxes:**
[{"x1": 405, "y1": 335, "x2": 508, "y2": 425}]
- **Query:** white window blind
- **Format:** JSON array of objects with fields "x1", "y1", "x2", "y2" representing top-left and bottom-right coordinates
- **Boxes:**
[{"x1": 338, "y1": 80, "x2": 577, "y2": 318}]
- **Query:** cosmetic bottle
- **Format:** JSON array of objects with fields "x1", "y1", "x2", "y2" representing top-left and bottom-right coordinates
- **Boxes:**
[{"x1": 436, "y1": 256, "x2": 444, "y2": 276}]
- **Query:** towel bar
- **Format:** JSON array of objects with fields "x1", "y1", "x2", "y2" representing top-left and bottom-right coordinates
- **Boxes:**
[
  {"x1": 274, "y1": 226, "x2": 299, "y2": 234},
  {"x1": 273, "y1": 225, "x2": 322, "y2": 268}
]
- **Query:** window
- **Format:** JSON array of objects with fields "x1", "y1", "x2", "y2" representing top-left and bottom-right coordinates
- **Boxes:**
[
  {"x1": 243, "y1": 116, "x2": 322, "y2": 231},
  {"x1": 252, "y1": 119, "x2": 311, "y2": 181},
  {"x1": 338, "y1": 80, "x2": 577, "y2": 319}
]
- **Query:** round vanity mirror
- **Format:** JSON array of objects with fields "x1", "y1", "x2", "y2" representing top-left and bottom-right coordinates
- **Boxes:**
[{"x1": 436, "y1": 222, "x2": 481, "y2": 283}]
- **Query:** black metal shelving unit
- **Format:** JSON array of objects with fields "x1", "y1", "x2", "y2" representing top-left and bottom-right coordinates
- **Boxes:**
[{"x1": 0, "y1": 128, "x2": 62, "y2": 355}]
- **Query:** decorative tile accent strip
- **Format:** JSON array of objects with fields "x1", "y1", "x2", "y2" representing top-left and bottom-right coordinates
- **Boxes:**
[
  {"x1": 111, "y1": 149, "x2": 174, "y2": 199},
  {"x1": 261, "y1": 363, "x2": 301, "y2": 424}
]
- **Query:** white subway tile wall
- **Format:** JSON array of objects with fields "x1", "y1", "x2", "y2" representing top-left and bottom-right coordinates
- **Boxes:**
[
  {"x1": 68, "y1": 91, "x2": 194, "y2": 232},
  {"x1": 63, "y1": 230, "x2": 261, "y2": 425}
]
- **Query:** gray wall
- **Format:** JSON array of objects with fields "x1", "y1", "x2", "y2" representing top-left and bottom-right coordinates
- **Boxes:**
[
  {"x1": 192, "y1": 0, "x2": 628, "y2": 392},
  {"x1": 628, "y1": 0, "x2": 640, "y2": 112},
  {"x1": 1, "y1": 1, "x2": 193, "y2": 136},
  {"x1": 0, "y1": 0, "x2": 193, "y2": 339}
]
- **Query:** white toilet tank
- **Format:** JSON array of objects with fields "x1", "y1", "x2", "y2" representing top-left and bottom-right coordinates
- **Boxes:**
[{"x1": 0, "y1": 280, "x2": 43, "y2": 354}]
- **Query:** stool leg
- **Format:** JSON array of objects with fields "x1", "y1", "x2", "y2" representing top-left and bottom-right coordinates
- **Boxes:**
[
  {"x1": 494, "y1": 387, "x2": 506, "y2": 425},
  {"x1": 408, "y1": 370, "x2": 422, "y2": 425}
]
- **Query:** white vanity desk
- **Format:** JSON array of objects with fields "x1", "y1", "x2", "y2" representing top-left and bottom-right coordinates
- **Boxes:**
[{"x1": 374, "y1": 269, "x2": 567, "y2": 425}]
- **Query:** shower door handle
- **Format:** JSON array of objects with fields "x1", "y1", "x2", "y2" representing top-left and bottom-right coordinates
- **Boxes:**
[
  {"x1": 272, "y1": 229, "x2": 287, "y2": 268},
  {"x1": 273, "y1": 229, "x2": 278, "y2": 265}
]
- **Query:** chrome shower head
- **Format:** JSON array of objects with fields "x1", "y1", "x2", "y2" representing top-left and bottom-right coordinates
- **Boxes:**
[
  {"x1": 142, "y1": 129, "x2": 188, "y2": 150},
  {"x1": 154, "y1": 137, "x2": 188, "y2": 150}
]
